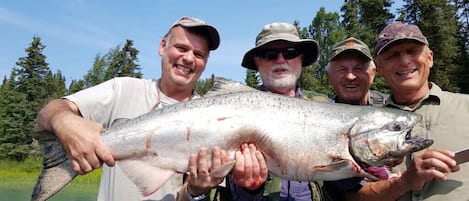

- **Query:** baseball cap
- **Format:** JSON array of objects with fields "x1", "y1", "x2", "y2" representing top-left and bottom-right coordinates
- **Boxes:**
[
  {"x1": 241, "y1": 22, "x2": 319, "y2": 70},
  {"x1": 329, "y1": 37, "x2": 372, "y2": 61},
  {"x1": 170, "y1": 16, "x2": 220, "y2": 50},
  {"x1": 375, "y1": 21, "x2": 428, "y2": 55}
]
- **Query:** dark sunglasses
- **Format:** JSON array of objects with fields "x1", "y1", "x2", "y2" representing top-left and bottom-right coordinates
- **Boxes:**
[{"x1": 256, "y1": 47, "x2": 301, "y2": 60}]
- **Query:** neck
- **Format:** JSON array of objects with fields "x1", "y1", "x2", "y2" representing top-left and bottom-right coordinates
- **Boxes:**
[
  {"x1": 391, "y1": 82, "x2": 430, "y2": 106},
  {"x1": 270, "y1": 88, "x2": 296, "y2": 97},
  {"x1": 337, "y1": 93, "x2": 370, "y2": 106},
  {"x1": 158, "y1": 79, "x2": 193, "y2": 102}
]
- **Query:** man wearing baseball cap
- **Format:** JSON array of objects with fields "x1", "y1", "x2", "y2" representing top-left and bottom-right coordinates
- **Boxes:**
[
  {"x1": 325, "y1": 37, "x2": 387, "y2": 106},
  {"x1": 36, "y1": 16, "x2": 228, "y2": 201},
  {"x1": 344, "y1": 21, "x2": 469, "y2": 201},
  {"x1": 322, "y1": 37, "x2": 390, "y2": 201},
  {"x1": 229, "y1": 22, "x2": 330, "y2": 201}
]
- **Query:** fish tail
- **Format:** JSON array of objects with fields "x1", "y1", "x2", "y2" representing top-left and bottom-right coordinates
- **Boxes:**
[{"x1": 30, "y1": 132, "x2": 77, "y2": 201}]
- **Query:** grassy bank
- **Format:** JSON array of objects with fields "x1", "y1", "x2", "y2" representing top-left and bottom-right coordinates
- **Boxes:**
[{"x1": 0, "y1": 158, "x2": 102, "y2": 186}]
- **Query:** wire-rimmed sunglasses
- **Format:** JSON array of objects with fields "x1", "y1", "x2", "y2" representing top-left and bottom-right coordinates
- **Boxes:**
[{"x1": 256, "y1": 47, "x2": 301, "y2": 60}]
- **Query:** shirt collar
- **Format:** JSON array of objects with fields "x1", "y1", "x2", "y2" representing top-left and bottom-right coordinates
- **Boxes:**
[{"x1": 385, "y1": 82, "x2": 441, "y2": 111}]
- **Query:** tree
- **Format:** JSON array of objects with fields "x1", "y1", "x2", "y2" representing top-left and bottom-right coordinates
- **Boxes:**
[
  {"x1": 299, "y1": 7, "x2": 346, "y2": 96},
  {"x1": 105, "y1": 39, "x2": 142, "y2": 80},
  {"x1": 83, "y1": 54, "x2": 107, "y2": 88},
  {"x1": 0, "y1": 74, "x2": 31, "y2": 160},
  {"x1": 194, "y1": 74, "x2": 215, "y2": 96},
  {"x1": 454, "y1": 0, "x2": 469, "y2": 93},
  {"x1": 245, "y1": 69, "x2": 259, "y2": 88}
]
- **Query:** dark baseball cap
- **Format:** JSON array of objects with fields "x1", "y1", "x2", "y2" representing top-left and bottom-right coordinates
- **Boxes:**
[
  {"x1": 375, "y1": 21, "x2": 428, "y2": 55},
  {"x1": 241, "y1": 22, "x2": 319, "y2": 70},
  {"x1": 170, "y1": 16, "x2": 220, "y2": 50},
  {"x1": 329, "y1": 37, "x2": 372, "y2": 61}
]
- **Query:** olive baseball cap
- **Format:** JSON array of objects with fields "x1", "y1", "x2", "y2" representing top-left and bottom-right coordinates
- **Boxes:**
[
  {"x1": 329, "y1": 37, "x2": 372, "y2": 61},
  {"x1": 241, "y1": 22, "x2": 319, "y2": 70},
  {"x1": 375, "y1": 21, "x2": 428, "y2": 55},
  {"x1": 170, "y1": 16, "x2": 220, "y2": 50}
]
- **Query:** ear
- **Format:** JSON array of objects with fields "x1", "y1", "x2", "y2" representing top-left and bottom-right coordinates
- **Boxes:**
[
  {"x1": 159, "y1": 39, "x2": 167, "y2": 56},
  {"x1": 375, "y1": 59, "x2": 383, "y2": 76},
  {"x1": 427, "y1": 48, "x2": 433, "y2": 69}
]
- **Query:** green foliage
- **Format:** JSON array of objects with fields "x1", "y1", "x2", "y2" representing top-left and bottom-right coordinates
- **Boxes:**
[
  {"x1": 194, "y1": 74, "x2": 215, "y2": 96},
  {"x1": 0, "y1": 37, "x2": 65, "y2": 161},
  {"x1": 245, "y1": 69, "x2": 260, "y2": 88},
  {"x1": 105, "y1": 39, "x2": 142, "y2": 81}
]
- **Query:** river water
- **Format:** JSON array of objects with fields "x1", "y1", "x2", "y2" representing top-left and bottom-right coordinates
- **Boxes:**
[{"x1": 0, "y1": 181, "x2": 98, "y2": 201}]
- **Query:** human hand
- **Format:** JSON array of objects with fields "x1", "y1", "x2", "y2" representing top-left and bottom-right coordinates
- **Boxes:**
[
  {"x1": 186, "y1": 146, "x2": 228, "y2": 195},
  {"x1": 401, "y1": 148, "x2": 459, "y2": 191},
  {"x1": 55, "y1": 115, "x2": 115, "y2": 175},
  {"x1": 231, "y1": 143, "x2": 268, "y2": 191}
]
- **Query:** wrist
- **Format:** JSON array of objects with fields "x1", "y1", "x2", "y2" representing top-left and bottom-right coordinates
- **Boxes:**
[{"x1": 185, "y1": 185, "x2": 209, "y2": 201}]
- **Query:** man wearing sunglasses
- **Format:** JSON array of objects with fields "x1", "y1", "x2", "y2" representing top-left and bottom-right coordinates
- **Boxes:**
[{"x1": 227, "y1": 22, "x2": 330, "y2": 201}]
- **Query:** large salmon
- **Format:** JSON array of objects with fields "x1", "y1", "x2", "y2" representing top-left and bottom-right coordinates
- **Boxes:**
[{"x1": 31, "y1": 77, "x2": 432, "y2": 201}]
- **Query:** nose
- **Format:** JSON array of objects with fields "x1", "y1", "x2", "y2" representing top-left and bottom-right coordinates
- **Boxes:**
[
  {"x1": 345, "y1": 71, "x2": 357, "y2": 80},
  {"x1": 182, "y1": 51, "x2": 195, "y2": 64},
  {"x1": 274, "y1": 52, "x2": 286, "y2": 63}
]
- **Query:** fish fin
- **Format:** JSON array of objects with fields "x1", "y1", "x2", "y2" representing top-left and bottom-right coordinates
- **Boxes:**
[
  {"x1": 204, "y1": 77, "x2": 257, "y2": 97},
  {"x1": 312, "y1": 160, "x2": 368, "y2": 181},
  {"x1": 211, "y1": 160, "x2": 236, "y2": 178},
  {"x1": 110, "y1": 118, "x2": 130, "y2": 127},
  {"x1": 31, "y1": 131, "x2": 77, "y2": 201},
  {"x1": 118, "y1": 159, "x2": 176, "y2": 197}
]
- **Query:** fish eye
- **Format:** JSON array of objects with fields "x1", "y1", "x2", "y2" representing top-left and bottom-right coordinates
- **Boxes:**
[{"x1": 389, "y1": 122, "x2": 403, "y2": 131}]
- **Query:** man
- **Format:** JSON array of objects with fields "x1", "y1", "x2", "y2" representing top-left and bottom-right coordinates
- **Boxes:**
[
  {"x1": 345, "y1": 21, "x2": 469, "y2": 201},
  {"x1": 229, "y1": 22, "x2": 329, "y2": 201},
  {"x1": 36, "y1": 16, "x2": 251, "y2": 201},
  {"x1": 323, "y1": 37, "x2": 389, "y2": 200},
  {"x1": 325, "y1": 37, "x2": 387, "y2": 106}
]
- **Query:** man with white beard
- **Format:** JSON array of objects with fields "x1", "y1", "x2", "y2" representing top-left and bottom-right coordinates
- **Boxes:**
[{"x1": 225, "y1": 22, "x2": 331, "y2": 201}]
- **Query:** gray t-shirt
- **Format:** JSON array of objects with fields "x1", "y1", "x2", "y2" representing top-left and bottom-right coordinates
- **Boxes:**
[{"x1": 65, "y1": 77, "x2": 196, "y2": 201}]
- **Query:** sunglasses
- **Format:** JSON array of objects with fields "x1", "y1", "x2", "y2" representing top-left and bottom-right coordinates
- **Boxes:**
[{"x1": 256, "y1": 47, "x2": 301, "y2": 60}]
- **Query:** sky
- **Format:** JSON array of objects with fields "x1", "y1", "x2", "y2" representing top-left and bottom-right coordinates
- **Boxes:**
[{"x1": 0, "y1": 1, "x2": 372, "y2": 85}]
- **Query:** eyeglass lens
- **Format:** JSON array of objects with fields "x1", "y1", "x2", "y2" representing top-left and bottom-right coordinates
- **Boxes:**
[{"x1": 259, "y1": 47, "x2": 301, "y2": 60}]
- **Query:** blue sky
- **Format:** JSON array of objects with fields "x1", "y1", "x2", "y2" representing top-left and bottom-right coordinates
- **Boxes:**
[{"x1": 0, "y1": 1, "x2": 398, "y2": 85}]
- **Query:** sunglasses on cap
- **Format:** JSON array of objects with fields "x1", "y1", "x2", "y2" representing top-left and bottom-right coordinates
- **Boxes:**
[{"x1": 256, "y1": 47, "x2": 301, "y2": 60}]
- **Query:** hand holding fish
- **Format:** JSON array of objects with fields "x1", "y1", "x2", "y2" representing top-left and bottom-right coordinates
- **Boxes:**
[
  {"x1": 186, "y1": 146, "x2": 228, "y2": 196},
  {"x1": 231, "y1": 143, "x2": 268, "y2": 191},
  {"x1": 401, "y1": 148, "x2": 460, "y2": 191},
  {"x1": 56, "y1": 117, "x2": 115, "y2": 174},
  {"x1": 37, "y1": 99, "x2": 115, "y2": 175}
]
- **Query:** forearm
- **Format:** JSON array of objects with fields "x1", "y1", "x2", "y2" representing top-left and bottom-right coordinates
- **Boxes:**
[
  {"x1": 37, "y1": 99, "x2": 79, "y2": 134},
  {"x1": 346, "y1": 177, "x2": 410, "y2": 201}
]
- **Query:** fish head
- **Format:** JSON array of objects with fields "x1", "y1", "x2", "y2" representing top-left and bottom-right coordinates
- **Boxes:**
[{"x1": 348, "y1": 108, "x2": 433, "y2": 169}]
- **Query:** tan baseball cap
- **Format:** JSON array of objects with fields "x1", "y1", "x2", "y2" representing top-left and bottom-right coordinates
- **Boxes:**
[{"x1": 170, "y1": 16, "x2": 220, "y2": 50}]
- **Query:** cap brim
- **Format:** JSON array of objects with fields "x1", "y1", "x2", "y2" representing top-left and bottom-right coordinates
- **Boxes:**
[
  {"x1": 377, "y1": 38, "x2": 427, "y2": 55},
  {"x1": 241, "y1": 40, "x2": 319, "y2": 70}
]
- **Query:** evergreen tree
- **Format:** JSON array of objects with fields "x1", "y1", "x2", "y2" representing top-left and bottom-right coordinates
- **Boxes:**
[
  {"x1": 13, "y1": 37, "x2": 50, "y2": 108},
  {"x1": 299, "y1": 7, "x2": 346, "y2": 96},
  {"x1": 68, "y1": 79, "x2": 85, "y2": 94},
  {"x1": 83, "y1": 54, "x2": 107, "y2": 89},
  {"x1": 0, "y1": 74, "x2": 31, "y2": 160},
  {"x1": 454, "y1": 0, "x2": 469, "y2": 93},
  {"x1": 105, "y1": 39, "x2": 142, "y2": 80},
  {"x1": 245, "y1": 69, "x2": 259, "y2": 88},
  {"x1": 194, "y1": 74, "x2": 215, "y2": 96}
]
